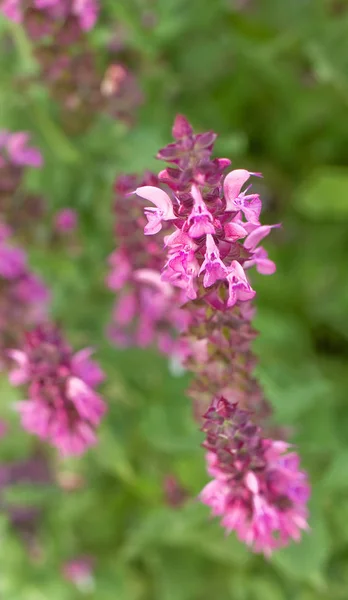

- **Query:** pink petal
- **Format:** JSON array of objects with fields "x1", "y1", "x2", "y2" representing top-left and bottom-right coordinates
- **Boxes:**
[
  {"x1": 245, "y1": 224, "x2": 279, "y2": 251},
  {"x1": 224, "y1": 169, "x2": 252, "y2": 203},
  {"x1": 135, "y1": 186, "x2": 175, "y2": 219},
  {"x1": 224, "y1": 221, "x2": 248, "y2": 242}
]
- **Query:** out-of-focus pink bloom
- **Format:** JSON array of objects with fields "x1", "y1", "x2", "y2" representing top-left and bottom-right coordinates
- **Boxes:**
[
  {"x1": 0, "y1": 131, "x2": 43, "y2": 168},
  {"x1": 71, "y1": 348, "x2": 105, "y2": 388},
  {"x1": 9, "y1": 324, "x2": 106, "y2": 456},
  {"x1": 72, "y1": 0, "x2": 98, "y2": 31},
  {"x1": 62, "y1": 556, "x2": 94, "y2": 591},
  {"x1": 106, "y1": 250, "x2": 131, "y2": 291},
  {"x1": 0, "y1": 0, "x2": 21, "y2": 22},
  {"x1": 0, "y1": 244, "x2": 27, "y2": 279},
  {"x1": 54, "y1": 208, "x2": 78, "y2": 232},
  {"x1": 200, "y1": 398, "x2": 310, "y2": 556}
]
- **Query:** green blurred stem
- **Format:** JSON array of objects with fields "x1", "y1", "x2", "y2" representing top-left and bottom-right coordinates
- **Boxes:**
[{"x1": 8, "y1": 22, "x2": 80, "y2": 164}]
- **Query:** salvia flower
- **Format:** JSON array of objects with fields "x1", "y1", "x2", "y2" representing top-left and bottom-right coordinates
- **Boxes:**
[
  {"x1": 133, "y1": 115, "x2": 310, "y2": 553},
  {"x1": 200, "y1": 398, "x2": 310, "y2": 555},
  {"x1": 135, "y1": 115, "x2": 278, "y2": 307},
  {"x1": 8, "y1": 323, "x2": 106, "y2": 456}
]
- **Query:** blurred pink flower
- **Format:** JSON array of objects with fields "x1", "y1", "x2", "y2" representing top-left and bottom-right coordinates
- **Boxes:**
[
  {"x1": 9, "y1": 324, "x2": 106, "y2": 456},
  {"x1": 54, "y1": 208, "x2": 78, "y2": 232}
]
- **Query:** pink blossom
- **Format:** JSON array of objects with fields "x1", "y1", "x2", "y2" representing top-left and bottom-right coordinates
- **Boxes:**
[
  {"x1": 200, "y1": 399, "x2": 310, "y2": 556},
  {"x1": 226, "y1": 261, "x2": 255, "y2": 307},
  {"x1": 162, "y1": 245, "x2": 199, "y2": 300},
  {"x1": 6, "y1": 132, "x2": 43, "y2": 168},
  {"x1": 223, "y1": 169, "x2": 262, "y2": 223},
  {"x1": 0, "y1": 244, "x2": 27, "y2": 279},
  {"x1": 106, "y1": 250, "x2": 131, "y2": 291},
  {"x1": 199, "y1": 234, "x2": 228, "y2": 287},
  {"x1": 55, "y1": 208, "x2": 78, "y2": 233},
  {"x1": 71, "y1": 348, "x2": 105, "y2": 387},
  {"x1": 72, "y1": 0, "x2": 99, "y2": 31},
  {"x1": 187, "y1": 185, "x2": 215, "y2": 238},
  {"x1": 244, "y1": 247, "x2": 276, "y2": 275},
  {"x1": 0, "y1": 130, "x2": 43, "y2": 168},
  {"x1": 223, "y1": 220, "x2": 248, "y2": 242},
  {"x1": 135, "y1": 186, "x2": 176, "y2": 235},
  {"x1": 9, "y1": 324, "x2": 106, "y2": 456},
  {"x1": 0, "y1": 0, "x2": 21, "y2": 22}
]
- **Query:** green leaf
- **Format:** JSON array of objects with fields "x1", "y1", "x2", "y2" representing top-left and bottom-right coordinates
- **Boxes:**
[{"x1": 294, "y1": 169, "x2": 348, "y2": 220}]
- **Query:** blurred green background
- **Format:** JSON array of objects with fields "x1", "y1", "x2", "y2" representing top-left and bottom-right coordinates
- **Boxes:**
[{"x1": 1, "y1": 0, "x2": 348, "y2": 598}]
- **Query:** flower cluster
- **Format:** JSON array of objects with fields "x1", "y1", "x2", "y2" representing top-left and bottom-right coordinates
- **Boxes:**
[
  {"x1": 133, "y1": 115, "x2": 310, "y2": 554},
  {"x1": 0, "y1": 223, "x2": 49, "y2": 365},
  {"x1": 135, "y1": 115, "x2": 276, "y2": 305},
  {"x1": 200, "y1": 398, "x2": 310, "y2": 555},
  {"x1": 107, "y1": 174, "x2": 189, "y2": 359},
  {"x1": 1, "y1": 0, "x2": 99, "y2": 34},
  {"x1": 0, "y1": 130, "x2": 46, "y2": 237},
  {"x1": 9, "y1": 323, "x2": 106, "y2": 456}
]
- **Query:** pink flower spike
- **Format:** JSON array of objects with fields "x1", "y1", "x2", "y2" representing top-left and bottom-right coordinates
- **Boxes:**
[
  {"x1": 226, "y1": 261, "x2": 256, "y2": 307},
  {"x1": 187, "y1": 185, "x2": 215, "y2": 238},
  {"x1": 135, "y1": 186, "x2": 175, "y2": 235},
  {"x1": 199, "y1": 234, "x2": 228, "y2": 288}
]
